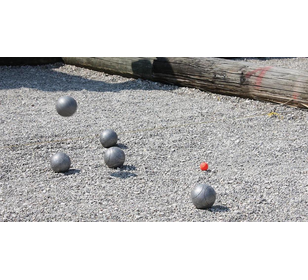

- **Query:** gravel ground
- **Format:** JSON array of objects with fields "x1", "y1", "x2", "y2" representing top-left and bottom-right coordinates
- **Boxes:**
[{"x1": 0, "y1": 58, "x2": 307, "y2": 222}]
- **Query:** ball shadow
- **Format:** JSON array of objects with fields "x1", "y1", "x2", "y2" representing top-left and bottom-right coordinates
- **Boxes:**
[
  {"x1": 120, "y1": 164, "x2": 136, "y2": 171},
  {"x1": 64, "y1": 169, "x2": 81, "y2": 176},
  {"x1": 110, "y1": 164, "x2": 137, "y2": 179},
  {"x1": 208, "y1": 205, "x2": 230, "y2": 212},
  {"x1": 110, "y1": 171, "x2": 137, "y2": 179},
  {"x1": 116, "y1": 143, "x2": 129, "y2": 149}
]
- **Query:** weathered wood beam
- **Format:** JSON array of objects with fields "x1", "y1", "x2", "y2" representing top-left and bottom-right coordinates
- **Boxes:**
[
  {"x1": 62, "y1": 57, "x2": 155, "y2": 80},
  {"x1": 62, "y1": 57, "x2": 308, "y2": 109},
  {"x1": 152, "y1": 57, "x2": 308, "y2": 109}
]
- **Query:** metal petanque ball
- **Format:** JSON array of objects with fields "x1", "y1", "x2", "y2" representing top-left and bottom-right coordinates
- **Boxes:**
[
  {"x1": 104, "y1": 147, "x2": 125, "y2": 168},
  {"x1": 56, "y1": 96, "x2": 77, "y2": 117},
  {"x1": 50, "y1": 152, "x2": 71, "y2": 173},
  {"x1": 191, "y1": 183, "x2": 216, "y2": 209},
  {"x1": 100, "y1": 129, "x2": 118, "y2": 148}
]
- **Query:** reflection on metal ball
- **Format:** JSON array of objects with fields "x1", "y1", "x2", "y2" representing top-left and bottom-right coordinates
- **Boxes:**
[
  {"x1": 56, "y1": 96, "x2": 77, "y2": 117},
  {"x1": 104, "y1": 147, "x2": 125, "y2": 168},
  {"x1": 50, "y1": 152, "x2": 71, "y2": 173},
  {"x1": 191, "y1": 183, "x2": 216, "y2": 209},
  {"x1": 100, "y1": 129, "x2": 118, "y2": 148}
]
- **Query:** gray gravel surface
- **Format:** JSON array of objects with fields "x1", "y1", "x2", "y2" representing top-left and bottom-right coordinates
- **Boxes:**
[{"x1": 1, "y1": 58, "x2": 307, "y2": 222}]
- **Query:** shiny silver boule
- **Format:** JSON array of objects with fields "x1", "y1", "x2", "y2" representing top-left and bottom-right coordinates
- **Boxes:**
[
  {"x1": 104, "y1": 147, "x2": 125, "y2": 168},
  {"x1": 50, "y1": 152, "x2": 71, "y2": 173},
  {"x1": 191, "y1": 183, "x2": 216, "y2": 209},
  {"x1": 100, "y1": 129, "x2": 118, "y2": 148},
  {"x1": 56, "y1": 96, "x2": 77, "y2": 117}
]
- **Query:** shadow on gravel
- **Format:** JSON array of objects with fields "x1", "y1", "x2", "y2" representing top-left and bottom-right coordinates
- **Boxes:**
[
  {"x1": 110, "y1": 164, "x2": 137, "y2": 179},
  {"x1": 110, "y1": 171, "x2": 137, "y2": 179},
  {"x1": 64, "y1": 169, "x2": 81, "y2": 175},
  {"x1": 208, "y1": 205, "x2": 230, "y2": 212},
  {"x1": 0, "y1": 62, "x2": 172, "y2": 93},
  {"x1": 121, "y1": 165, "x2": 136, "y2": 171},
  {"x1": 116, "y1": 143, "x2": 129, "y2": 150}
]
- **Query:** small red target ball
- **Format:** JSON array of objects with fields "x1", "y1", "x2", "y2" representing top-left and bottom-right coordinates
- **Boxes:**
[{"x1": 200, "y1": 162, "x2": 208, "y2": 171}]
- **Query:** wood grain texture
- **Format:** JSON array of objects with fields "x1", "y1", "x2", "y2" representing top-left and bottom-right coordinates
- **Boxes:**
[
  {"x1": 62, "y1": 57, "x2": 155, "y2": 80},
  {"x1": 62, "y1": 57, "x2": 308, "y2": 109},
  {"x1": 153, "y1": 57, "x2": 308, "y2": 108}
]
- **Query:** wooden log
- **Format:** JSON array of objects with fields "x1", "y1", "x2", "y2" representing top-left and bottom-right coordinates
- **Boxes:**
[
  {"x1": 152, "y1": 57, "x2": 308, "y2": 109},
  {"x1": 62, "y1": 57, "x2": 155, "y2": 80},
  {"x1": 61, "y1": 57, "x2": 308, "y2": 109}
]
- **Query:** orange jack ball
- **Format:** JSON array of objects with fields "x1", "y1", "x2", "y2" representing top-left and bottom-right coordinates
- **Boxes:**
[{"x1": 200, "y1": 162, "x2": 209, "y2": 171}]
